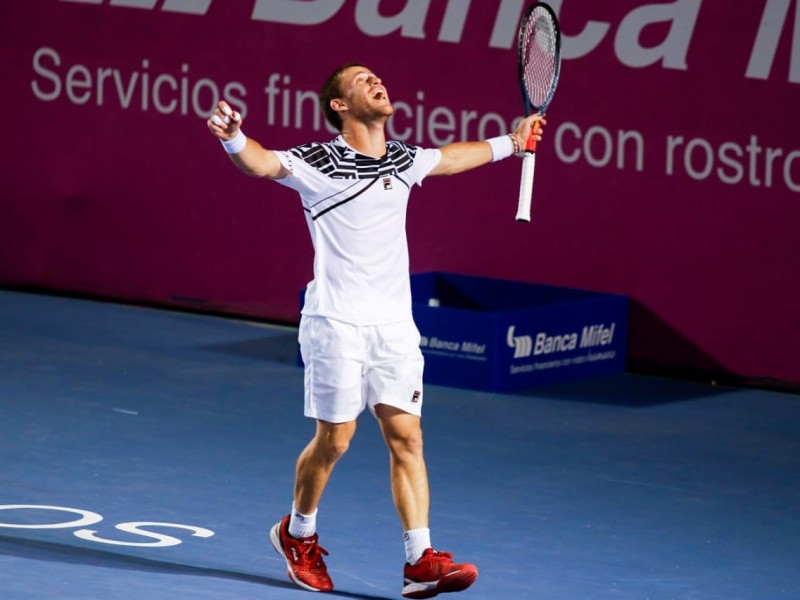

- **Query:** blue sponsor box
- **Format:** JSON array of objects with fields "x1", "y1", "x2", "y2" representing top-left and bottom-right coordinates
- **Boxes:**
[{"x1": 411, "y1": 272, "x2": 628, "y2": 391}]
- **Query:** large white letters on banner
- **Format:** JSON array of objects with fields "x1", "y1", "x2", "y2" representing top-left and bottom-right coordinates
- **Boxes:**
[
  {"x1": 614, "y1": 0, "x2": 701, "y2": 69},
  {"x1": 61, "y1": 0, "x2": 213, "y2": 13},
  {"x1": 251, "y1": 0, "x2": 345, "y2": 25},
  {"x1": 747, "y1": 0, "x2": 800, "y2": 82},
  {"x1": 57, "y1": 0, "x2": 800, "y2": 81}
]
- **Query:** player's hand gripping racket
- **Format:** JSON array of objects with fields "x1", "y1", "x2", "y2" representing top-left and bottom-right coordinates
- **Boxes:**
[{"x1": 516, "y1": 2, "x2": 561, "y2": 222}]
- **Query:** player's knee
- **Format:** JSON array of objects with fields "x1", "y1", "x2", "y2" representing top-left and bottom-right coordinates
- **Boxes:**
[
  {"x1": 316, "y1": 430, "x2": 353, "y2": 462},
  {"x1": 324, "y1": 438, "x2": 351, "y2": 461},
  {"x1": 389, "y1": 428, "x2": 424, "y2": 459},
  {"x1": 314, "y1": 420, "x2": 356, "y2": 463}
]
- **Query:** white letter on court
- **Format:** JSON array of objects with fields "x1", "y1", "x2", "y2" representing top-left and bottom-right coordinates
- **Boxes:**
[
  {"x1": 0, "y1": 505, "x2": 103, "y2": 530},
  {"x1": 74, "y1": 522, "x2": 215, "y2": 548}
]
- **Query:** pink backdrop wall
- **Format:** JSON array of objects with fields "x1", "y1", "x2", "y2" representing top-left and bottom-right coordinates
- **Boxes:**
[{"x1": 1, "y1": 0, "x2": 799, "y2": 388}]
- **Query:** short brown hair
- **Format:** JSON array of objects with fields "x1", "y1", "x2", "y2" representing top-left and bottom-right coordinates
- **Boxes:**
[{"x1": 319, "y1": 63, "x2": 365, "y2": 131}]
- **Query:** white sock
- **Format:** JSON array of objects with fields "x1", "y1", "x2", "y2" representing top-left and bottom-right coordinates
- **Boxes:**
[
  {"x1": 288, "y1": 504, "x2": 317, "y2": 539},
  {"x1": 403, "y1": 528, "x2": 431, "y2": 565}
]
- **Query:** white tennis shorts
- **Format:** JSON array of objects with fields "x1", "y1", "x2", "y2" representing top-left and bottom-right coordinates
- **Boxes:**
[{"x1": 298, "y1": 316, "x2": 425, "y2": 423}]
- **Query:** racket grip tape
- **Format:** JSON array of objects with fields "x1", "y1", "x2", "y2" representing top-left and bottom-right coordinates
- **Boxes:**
[
  {"x1": 516, "y1": 152, "x2": 536, "y2": 222},
  {"x1": 524, "y1": 130, "x2": 538, "y2": 153}
]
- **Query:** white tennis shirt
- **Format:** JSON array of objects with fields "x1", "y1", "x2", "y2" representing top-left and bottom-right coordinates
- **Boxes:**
[{"x1": 275, "y1": 135, "x2": 442, "y2": 325}]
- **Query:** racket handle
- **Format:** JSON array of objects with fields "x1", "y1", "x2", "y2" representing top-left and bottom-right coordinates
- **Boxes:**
[
  {"x1": 516, "y1": 152, "x2": 536, "y2": 222},
  {"x1": 524, "y1": 130, "x2": 538, "y2": 153}
]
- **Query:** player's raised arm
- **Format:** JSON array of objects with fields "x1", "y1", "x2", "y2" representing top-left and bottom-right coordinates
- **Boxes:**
[
  {"x1": 207, "y1": 101, "x2": 289, "y2": 179},
  {"x1": 429, "y1": 114, "x2": 545, "y2": 176}
]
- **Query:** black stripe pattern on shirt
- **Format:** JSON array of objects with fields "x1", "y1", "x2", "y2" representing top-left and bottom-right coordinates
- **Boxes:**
[
  {"x1": 290, "y1": 139, "x2": 417, "y2": 180},
  {"x1": 293, "y1": 138, "x2": 418, "y2": 220}
]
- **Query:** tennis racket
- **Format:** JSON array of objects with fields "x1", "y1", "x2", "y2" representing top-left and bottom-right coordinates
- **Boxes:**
[{"x1": 516, "y1": 2, "x2": 561, "y2": 222}]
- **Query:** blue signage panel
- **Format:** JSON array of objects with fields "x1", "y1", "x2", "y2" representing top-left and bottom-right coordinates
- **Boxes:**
[{"x1": 411, "y1": 273, "x2": 628, "y2": 392}]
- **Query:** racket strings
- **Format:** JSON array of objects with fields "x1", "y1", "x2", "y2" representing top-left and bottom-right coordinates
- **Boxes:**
[{"x1": 522, "y1": 10, "x2": 558, "y2": 110}]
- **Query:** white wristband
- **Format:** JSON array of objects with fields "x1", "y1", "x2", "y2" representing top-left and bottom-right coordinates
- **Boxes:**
[
  {"x1": 487, "y1": 135, "x2": 514, "y2": 162},
  {"x1": 221, "y1": 130, "x2": 247, "y2": 154}
]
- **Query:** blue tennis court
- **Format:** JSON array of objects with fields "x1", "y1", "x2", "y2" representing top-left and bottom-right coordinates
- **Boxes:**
[{"x1": 1, "y1": 290, "x2": 798, "y2": 599}]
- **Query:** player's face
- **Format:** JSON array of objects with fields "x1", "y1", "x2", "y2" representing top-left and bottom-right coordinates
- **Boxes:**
[{"x1": 339, "y1": 66, "x2": 394, "y2": 122}]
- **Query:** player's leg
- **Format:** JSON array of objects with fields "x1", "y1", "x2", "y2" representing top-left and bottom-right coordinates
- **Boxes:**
[
  {"x1": 270, "y1": 316, "x2": 365, "y2": 592},
  {"x1": 269, "y1": 418, "x2": 356, "y2": 592},
  {"x1": 375, "y1": 405, "x2": 477, "y2": 598},
  {"x1": 294, "y1": 418, "x2": 358, "y2": 516},
  {"x1": 374, "y1": 403, "x2": 429, "y2": 532},
  {"x1": 368, "y1": 319, "x2": 429, "y2": 535},
  {"x1": 368, "y1": 320, "x2": 478, "y2": 598},
  {"x1": 295, "y1": 315, "x2": 365, "y2": 513}
]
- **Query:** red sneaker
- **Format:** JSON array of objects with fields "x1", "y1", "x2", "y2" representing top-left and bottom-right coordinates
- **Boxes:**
[
  {"x1": 269, "y1": 515, "x2": 333, "y2": 592},
  {"x1": 402, "y1": 548, "x2": 478, "y2": 598}
]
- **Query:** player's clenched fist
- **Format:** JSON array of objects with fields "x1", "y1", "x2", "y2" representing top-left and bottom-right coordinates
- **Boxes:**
[{"x1": 207, "y1": 101, "x2": 242, "y2": 142}]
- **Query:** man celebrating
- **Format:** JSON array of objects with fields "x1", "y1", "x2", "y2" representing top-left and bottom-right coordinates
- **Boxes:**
[{"x1": 208, "y1": 63, "x2": 544, "y2": 598}]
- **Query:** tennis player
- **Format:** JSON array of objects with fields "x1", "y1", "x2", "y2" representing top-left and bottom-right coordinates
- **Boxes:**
[{"x1": 207, "y1": 63, "x2": 544, "y2": 599}]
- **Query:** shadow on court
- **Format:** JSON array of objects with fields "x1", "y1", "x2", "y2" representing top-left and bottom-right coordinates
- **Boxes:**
[
  {"x1": 202, "y1": 332, "x2": 300, "y2": 365},
  {"x1": 518, "y1": 372, "x2": 738, "y2": 407},
  {"x1": 0, "y1": 535, "x2": 394, "y2": 600}
]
